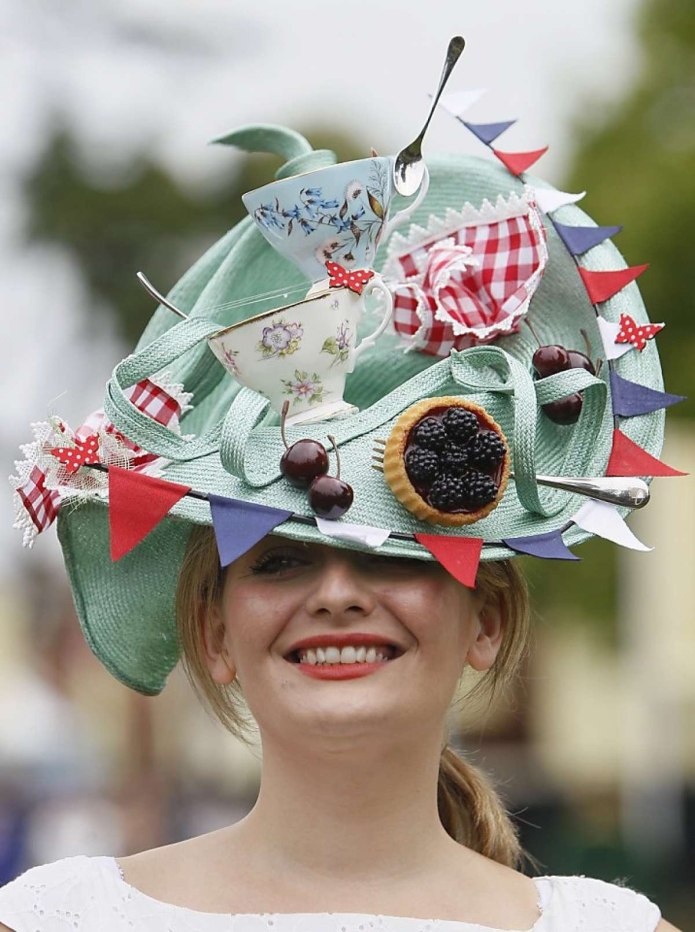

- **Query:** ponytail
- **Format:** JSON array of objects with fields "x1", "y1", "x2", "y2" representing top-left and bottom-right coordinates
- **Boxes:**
[{"x1": 438, "y1": 745, "x2": 521, "y2": 868}]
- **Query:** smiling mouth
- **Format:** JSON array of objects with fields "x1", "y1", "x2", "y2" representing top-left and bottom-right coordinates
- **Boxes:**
[{"x1": 288, "y1": 644, "x2": 401, "y2": 667}]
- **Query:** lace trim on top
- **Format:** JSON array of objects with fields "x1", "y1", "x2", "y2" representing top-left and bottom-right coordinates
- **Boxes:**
[{"x1": 110, "y1": 857, "x2": 549, "y2": 931}]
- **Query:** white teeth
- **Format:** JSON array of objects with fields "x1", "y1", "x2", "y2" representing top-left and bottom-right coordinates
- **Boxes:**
[{"x1": 297, "y1": 644, "x2": 394, "y2": 665}]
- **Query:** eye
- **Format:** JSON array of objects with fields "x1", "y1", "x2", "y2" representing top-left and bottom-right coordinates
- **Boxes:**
[{"x1": 248, "y1": 547, "x2": 311, "y2": 577}]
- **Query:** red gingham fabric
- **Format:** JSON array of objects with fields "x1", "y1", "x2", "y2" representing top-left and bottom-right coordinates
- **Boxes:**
[
  {"x1": 391, "y1": 206, "x2": 547, "y2": 357},
  {"x1": 17, "y1": 465, "x2": 61, "y2": 534},
  {"x1": 127, "y1": 378, "x2": 181, "y2": 428}
]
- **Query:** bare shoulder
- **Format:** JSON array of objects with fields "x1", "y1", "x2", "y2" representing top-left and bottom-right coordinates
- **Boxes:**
[
  {"x1": 656, "y1": 920, "x2": 682, "y2": 932},
  {"x1": 0, "y1": 923, "x2": 15, "y2": 931}
]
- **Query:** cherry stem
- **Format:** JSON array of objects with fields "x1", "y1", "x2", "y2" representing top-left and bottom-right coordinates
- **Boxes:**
[
  {"x1": 280, "y1": 401, "x2": 290, "y2": 450},
  {"x1": 327, "y1": 435, "x2": 340, "y2": 479},
  {"x1": 524, "y1": 318, "x2": 542, "y2": 347},
  {"x1": 595, "y1": 358, "x2": 604, "y2": 377}
]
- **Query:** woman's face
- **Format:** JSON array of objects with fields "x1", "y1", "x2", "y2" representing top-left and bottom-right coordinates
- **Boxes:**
[{"x1": 205, "y1": 538, "x2": 503, "y2": 747}]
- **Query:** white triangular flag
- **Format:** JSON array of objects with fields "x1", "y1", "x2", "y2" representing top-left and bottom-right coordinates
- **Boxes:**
[
  {"x1": 596, "y1": 315, "x2": 632, "y2": 360},
  {"x1": 439, "y1": 89, "x2": 487, "y2": 118},
  {"x1": 315, "y1": 517, "x2": 390, "y2": 549},
  {"x1": 572, "y1": 500, "x2": 651, "y2": 551},
  {"x1": 533, "y1": 187, "x2": 586, "y2": 215}
]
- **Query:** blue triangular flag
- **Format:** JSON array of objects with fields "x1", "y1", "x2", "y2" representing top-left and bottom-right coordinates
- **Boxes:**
[
  {"x1": 552, "y1": 221, "x2": 622, "y2": 255},
  {"x1": 610, "y1": 370, "x2": 685, "y2": 418},
  {"x1": 462, "y1": 119, "x2": 516, "y2": 146},
  {"x1": 209, "y1": 495, "x2": 292, "y2": 567},
  {"x1": 502, "y1": 530, "x2": 579, "y2": 560}
]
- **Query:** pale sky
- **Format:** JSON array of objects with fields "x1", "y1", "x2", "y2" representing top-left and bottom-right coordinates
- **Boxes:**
[{"x1": 1, "y1": 0, "x2": 642, "y2": 572}]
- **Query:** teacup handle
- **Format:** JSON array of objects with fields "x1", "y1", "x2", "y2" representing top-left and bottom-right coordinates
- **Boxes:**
[
  {"x1": 382, "y1": 164, "x2": 430, "y2": 237},
  {"x1": 352, "y1": 276, "x2": 394, "y2": 363}
]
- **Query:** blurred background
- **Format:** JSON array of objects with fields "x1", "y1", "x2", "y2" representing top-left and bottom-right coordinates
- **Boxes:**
[{"x1": 1, "y1": 0, "x2": 693, "y2": 924}]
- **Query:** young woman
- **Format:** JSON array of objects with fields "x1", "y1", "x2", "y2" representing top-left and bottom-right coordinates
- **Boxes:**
[{"x1": 3, "y1": 118, "x2": 683, "y2": 928}]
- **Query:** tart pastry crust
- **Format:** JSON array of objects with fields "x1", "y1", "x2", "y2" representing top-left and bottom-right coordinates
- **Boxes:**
[{"x1": 382, "y1": 396, "x2": 510, "y2": 527}]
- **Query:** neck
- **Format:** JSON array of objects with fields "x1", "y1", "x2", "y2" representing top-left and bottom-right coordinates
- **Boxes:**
[{"x1": 235, "y1": 729, "x2": 455, "y2": 883}]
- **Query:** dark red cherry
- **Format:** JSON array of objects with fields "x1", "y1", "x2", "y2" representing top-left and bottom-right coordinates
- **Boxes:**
[
  {"x1": 543, "y1": 394, "x2": 583, "y2": 425},
  {"x1": 308, "y1": 475, "x2": 354, "y2": 519},
  {"x1": 532, "y1": 345, "x2": 571, "y2": 378},
  {"x1": 280, "y1": 440, "x2": 329, "y2": 488},
  {"x1": 567, "y1": 350, "x2": 596, "y2": 375}
]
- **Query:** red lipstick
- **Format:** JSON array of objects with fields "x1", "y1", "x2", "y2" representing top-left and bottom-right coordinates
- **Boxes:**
[{"x1": 295, "y1": 661, "x2": 388, "y2": 680}]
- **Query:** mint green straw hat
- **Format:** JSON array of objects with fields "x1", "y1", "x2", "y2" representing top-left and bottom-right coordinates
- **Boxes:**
[{"x1": 12, "y1": 121, "x2": 684, "y2": 695}]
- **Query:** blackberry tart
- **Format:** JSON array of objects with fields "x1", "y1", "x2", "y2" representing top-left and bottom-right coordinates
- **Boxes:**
[{"x1": 382, "y1": 398, "x2": 510, "y2": 527}]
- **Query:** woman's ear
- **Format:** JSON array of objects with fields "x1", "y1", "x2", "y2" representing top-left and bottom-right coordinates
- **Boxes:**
[
  {"x1": 200, "y1": 603, "x2": 237, "y2": 685},
  {"x1": 466, "y1": 597, "x2": 504, "y2": 672}
]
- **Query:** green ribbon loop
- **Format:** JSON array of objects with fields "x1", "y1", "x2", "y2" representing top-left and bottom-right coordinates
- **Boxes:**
[{"x1": 104, "y1": 317, "x2": 223, "y2": 461}]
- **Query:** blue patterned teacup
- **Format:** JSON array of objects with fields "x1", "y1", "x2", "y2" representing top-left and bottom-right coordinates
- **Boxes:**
[
  {"x1": 208, "y1": 275, "x2": 394, "y2": 425},
  {"x1": 242, "y1": 157, "x2": 429, "y2": 283}
]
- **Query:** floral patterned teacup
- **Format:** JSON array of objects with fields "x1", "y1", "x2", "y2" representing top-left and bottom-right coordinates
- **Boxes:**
[
  {"x1": 208, "y1": 275, "x2": 394, "y2": 425},
  {"x1": 242, "y1": 156, "x2": 429, "y2": 283}
]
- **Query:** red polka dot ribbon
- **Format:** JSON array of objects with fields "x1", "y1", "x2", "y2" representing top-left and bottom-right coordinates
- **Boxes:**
[
  {"x1": 615, "y1": 313, "x2": 664, "y2": 352},
  {"x1": 50, "y1": 433, "x2": 100, "y2": 474},
  {"x1": 326, "y1": 261, "x2": 375, "y2": 295}
]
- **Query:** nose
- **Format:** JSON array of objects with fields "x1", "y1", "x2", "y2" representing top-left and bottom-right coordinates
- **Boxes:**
[{"x1": 304, "y1": 552, "x2": 377, "y2": 620}]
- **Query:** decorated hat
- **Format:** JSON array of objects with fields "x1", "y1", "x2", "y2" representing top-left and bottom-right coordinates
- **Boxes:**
[{"x1": 12, "y1": 95, "x2": 686, "y2": 696}]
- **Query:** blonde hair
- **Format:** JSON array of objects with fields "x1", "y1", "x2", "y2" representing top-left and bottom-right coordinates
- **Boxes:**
[{"x1": 176, "y1": 526, "x2": 531, "y2": 868}]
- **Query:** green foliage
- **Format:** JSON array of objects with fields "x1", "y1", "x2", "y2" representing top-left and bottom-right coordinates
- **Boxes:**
[
  {"x1": 565, "y1": 0, "x2": 695, "y2": 420},
  {"x1": 22, "y1": 125, "x2": 366, "y2": 344},
  {"x1": 537, "y1": 0, "x2": 695, "y2": 626}
]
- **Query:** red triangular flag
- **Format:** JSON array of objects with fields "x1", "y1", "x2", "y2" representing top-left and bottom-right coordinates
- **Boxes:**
[
  {"x1": 578, "y1": 264, "x2": 648, "y2": 304},
  {"x1": 414, "y1": 534, "x2": 483, "y2": 588},
  {"x1": 606, "y1": 429, "x2": 687, "y2": 478},
  {"x1": 491, "y1": 146, "x2": 548, "y2": 177},
  {"x1": 109, "y1": 466, "x2": 191, "y2": 560}
]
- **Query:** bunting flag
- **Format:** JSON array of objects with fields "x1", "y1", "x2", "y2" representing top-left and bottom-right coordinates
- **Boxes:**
[
  {"x1": 462, "y1": 119, "x2": 516, "y2": 146},
  {"x1": 315, "y1": 517, "x2": 390, "y2": 549},
  {"x1": 572, "y1": 500, "x2": 651, "y2": 552},
  {"x1": 610, "y1": 370, "x2": 685, "y2": 417},
  {"x1": 532, "y1": 187, "x2": 585, "y2": 215},
  {"x1": 606, "y1": 429, "x2": 687, "y2": 477},
  {"x1": 209, "y1": 495, "x2": 292, "y2": 567},
  {"x1": 414, "y1": 534, "x2": 483, "y2": 588},
  {"x1": 109, "y1": 467, "x2": 190, "y2": 561},
  {"x1": 492, "y1": 146, "x2": 549, "y2": 177},
  {"x1": 502, "y1": 530, "x2": 579, "y2": 560},
  {"x1": 578, "y1": 264, "x2": 649, "y2": 305},
  {"x1": 439, "y1": 88, "x2": 487, "y2": 118},
  {"x1": 552, "y1": 221, "x2": 622, "y2": 256},
  {"x1": 597, "y1": 316, "x2": 632, "y2": 360}
]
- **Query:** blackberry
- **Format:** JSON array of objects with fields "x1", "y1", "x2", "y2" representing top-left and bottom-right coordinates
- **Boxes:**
[
  {"x1": 411, "y1": 417, "x2": 448, "y2": 451},
  {"x1": 459, "y1": 470, "x2": 498, "y2": 509},
  {"x1": 405, "y1": 447, "x2": 440, "y2": 486},
  {"x1": 428, "y1": 475, "x2": 470, "y2": 512},
  {"x1": 442, "y1": 406, "x2": 479, "y2": 443},
  {"x1": 468, "y1": 431, "x2": 507, "y2": 471},
  {"x1": 439, "y1": 446, "x2": 469, "y2": 477}
]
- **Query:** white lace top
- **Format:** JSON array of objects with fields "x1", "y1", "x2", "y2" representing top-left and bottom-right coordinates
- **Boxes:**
[{"x1": 0, "y1": 855, "x2": 661, "y2": 932}]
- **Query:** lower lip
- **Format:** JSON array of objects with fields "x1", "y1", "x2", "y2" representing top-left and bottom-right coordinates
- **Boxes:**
[{"x1": 293, "y1": 661, "x2": 389, "y2": 680}]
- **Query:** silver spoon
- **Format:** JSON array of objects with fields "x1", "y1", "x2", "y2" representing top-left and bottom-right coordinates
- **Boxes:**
[
  {"x1": 393, "y1": 35, "x2": 466, "y2": 197},
  {"x1": 136, "y1": 271, "x2": 189, "y2": 320}
]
